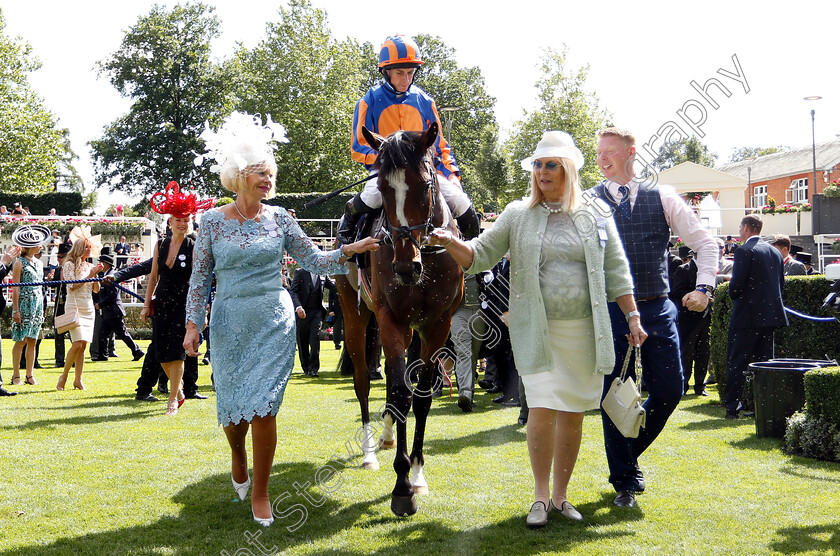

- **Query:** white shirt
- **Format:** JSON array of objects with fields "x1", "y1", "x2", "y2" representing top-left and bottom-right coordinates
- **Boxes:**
[{"x1": 604, "y1": 179, "x2": 719, "y2": 288}]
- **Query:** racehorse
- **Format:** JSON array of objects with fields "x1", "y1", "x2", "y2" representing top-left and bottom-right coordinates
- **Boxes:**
[{"x1": 335, "y1": 123, "x2": 464, "y2": 516}]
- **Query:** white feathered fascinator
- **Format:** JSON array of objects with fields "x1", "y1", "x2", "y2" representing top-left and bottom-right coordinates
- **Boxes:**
[{"x1": 195, "y1": 112, "x2": 288, "y2": 180}]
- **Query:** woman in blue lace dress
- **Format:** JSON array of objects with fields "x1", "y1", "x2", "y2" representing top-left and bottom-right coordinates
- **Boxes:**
[
  {"x1": 184, "y1": 112, "x2": 378, "y2": 526},
  {"x1": 11, "y1": 246, "x2": 45, "y2": 386}
]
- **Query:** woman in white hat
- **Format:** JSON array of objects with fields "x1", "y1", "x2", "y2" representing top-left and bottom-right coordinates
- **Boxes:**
[
  {"x1": 429, "y1": 130, "x2": 646, "y2": 527},
  {"x1": 9, "y1": 225, "x2": 52, "y2": 386}
]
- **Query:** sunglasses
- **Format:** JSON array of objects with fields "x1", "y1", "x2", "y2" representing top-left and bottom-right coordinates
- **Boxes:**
[{"x1": 532, "y1": 161, "x2": 560, "y2": 170}]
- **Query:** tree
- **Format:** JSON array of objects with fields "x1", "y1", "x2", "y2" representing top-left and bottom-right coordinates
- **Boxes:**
[
  {"x1": 235, "y1": 0, "x2": 375, "y2": 197},
  {"x1": 504, "y1": 48, "x2": 611, "y2": 201},
  {"x1": 728, "y1": 145, "x2": 787, "y2": 163},
  {"x1": 411, "y1": 35, "x2": 497, "y2": 200},
  {"x1": 54, "y1": 128, "x2": 83, "y2": 191},
  {"x1": 0, "y1": 8, "x2": 65, "y2": 194},
  {"x1": 91, "y1": 3, "x2": 235, "y2": 198},
  {"x1": 651, "y1": 136, "x2": 717, "y2": 171},
  {"x1": 472, "y1": 125, "x2": 510, "y2": 213}
]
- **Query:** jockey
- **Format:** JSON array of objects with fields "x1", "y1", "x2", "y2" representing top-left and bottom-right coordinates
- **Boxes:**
[{"x1": 338, "y1": 34, "x2": 480, "y2": 245}]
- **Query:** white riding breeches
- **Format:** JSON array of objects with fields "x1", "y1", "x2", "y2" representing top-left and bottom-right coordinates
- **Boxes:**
[{"x1": 360, "y1": 170, "x2": 472, "y2": 217}]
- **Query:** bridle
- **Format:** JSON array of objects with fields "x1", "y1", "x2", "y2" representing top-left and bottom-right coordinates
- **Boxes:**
[{"x1": 379, "y1": 155, "x2": 439, "y2": 250}]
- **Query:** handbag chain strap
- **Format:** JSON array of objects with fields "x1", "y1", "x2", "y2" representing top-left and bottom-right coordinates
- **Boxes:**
[{"x1": 619, "y1": 345, "x2": 641, "y2": 382}]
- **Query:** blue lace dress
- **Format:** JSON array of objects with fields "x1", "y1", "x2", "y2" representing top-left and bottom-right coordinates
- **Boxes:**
[
  {"x1": 186, "y1": 205, "x2": 348, "y2": 426},
  {"x1": 11, "y1": 256, "x2": 44, "y2": 342}
]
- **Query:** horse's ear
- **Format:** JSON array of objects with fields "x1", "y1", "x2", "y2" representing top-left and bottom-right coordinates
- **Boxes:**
[
  {"x1": 362, "y1": 126, "x2": 383, "y2": 151},
  {"x1": 422, "y1": 122, "x2": 439, "y2": 151}
]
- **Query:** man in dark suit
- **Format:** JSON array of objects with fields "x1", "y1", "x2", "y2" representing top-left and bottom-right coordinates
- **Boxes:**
[
  {"x1": 0, "y1": 245, "x2": 22, "y2": 396},
  {"x1": 52, "y1": 243, "x2": 71, "y2": 367},
  {"x1": 289, "y1": 268, "x2": 334, "y2": 377},
  {"x1": 670, "y1": 256, "x2": 712, "y2": 396},
  {"x1": 724, "y1": 215, "x2": 788, "y2": 419},
  {"x1": 95, "y1": 254, "x2": 145, "y2": 362},
  {"x1": 114, "y1": 236, "x2": 130, "y2": 269}
]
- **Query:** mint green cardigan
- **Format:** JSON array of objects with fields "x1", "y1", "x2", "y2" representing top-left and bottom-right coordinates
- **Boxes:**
[{"x1": 467, "y1": 199, "x2": 634, "y2": 376}]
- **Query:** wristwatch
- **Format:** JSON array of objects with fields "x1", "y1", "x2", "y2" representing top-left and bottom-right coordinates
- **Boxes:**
[
  {"x1": 695, "y1": 285, "x2": 714, "y2": 297},
  {"x1": 625, "y1": 310, "x2": 641, "y2": 322}
]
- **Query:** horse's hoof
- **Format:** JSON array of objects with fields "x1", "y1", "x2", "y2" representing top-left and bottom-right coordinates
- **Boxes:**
[
  {"x1": 378, "y1": 439, "x2": 395, "y2": 449},
  {"x1": 362, "y1": 461, "x2": 380, "y2": 471},
  {"x1": 391, "y1": 494, "x2": 418, "y2": 516},
  {"x1": 412, "y1": 485, "x2": 429, "y2": 495}
]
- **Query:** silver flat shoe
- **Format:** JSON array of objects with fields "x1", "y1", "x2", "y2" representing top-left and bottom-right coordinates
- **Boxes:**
[
  {"x1": 551, "y1": 499, "x2": 583, "y2": 522},
  {"x1": 526, "y1": 501, "x2": 549, "y2": 528},
  {"x1": 232, "y1": 474, "x2": 251, "y2": 501}
]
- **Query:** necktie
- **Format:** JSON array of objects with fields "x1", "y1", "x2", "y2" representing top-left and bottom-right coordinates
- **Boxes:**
[{"x1": 617, "y1": 185, "x2": 632, "y2": 219}]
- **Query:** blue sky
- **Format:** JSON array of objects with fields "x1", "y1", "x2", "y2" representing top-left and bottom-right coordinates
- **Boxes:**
[{"x1": 3, "y1": 1, "x2": 838, "y2": 209}]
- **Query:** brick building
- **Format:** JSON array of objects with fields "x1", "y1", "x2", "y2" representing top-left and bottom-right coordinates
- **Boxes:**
[{"x1": 718, "y1": 140, "x2": 840, "y2": 209}]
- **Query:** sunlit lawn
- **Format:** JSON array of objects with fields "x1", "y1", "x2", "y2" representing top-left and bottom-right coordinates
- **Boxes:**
[{"x1": 0, "y1": 338, "x2": 838, "y2": 555}]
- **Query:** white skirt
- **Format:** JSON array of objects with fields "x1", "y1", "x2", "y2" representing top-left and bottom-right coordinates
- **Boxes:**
[{"x1": 521, "y1": 316, "x2": 601, "y2": 412}]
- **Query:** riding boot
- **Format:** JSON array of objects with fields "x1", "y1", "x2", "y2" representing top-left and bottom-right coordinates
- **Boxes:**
[
  {"x1": 455, "y1": 206, "x2": 481, "y2": 241},
  {"x1": 337, "y1": 194, "x2": 373, "y2": 245}
]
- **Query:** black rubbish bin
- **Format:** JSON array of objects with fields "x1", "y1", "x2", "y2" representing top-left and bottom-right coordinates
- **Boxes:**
[{"x1": 750, "y1": 361, "x2": 822, "y2": 438}]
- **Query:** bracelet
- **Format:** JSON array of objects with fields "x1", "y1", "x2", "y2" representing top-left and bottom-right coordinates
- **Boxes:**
[
  {"x1": 625, "y1": 310, "x2": 641, "y2": 322},
  {"x1": 440, "y1": 235, "x2": 453, "y2": 247}
]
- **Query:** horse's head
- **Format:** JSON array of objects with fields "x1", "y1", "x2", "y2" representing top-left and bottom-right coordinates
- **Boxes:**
[{"x1": 362, "y1": 123, "x2": 442, "y2": 285}]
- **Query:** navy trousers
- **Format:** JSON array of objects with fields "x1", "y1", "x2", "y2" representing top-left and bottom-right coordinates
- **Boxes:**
[
  {"x1": 723, "y1": 327, "x2": 774, "y2": 414},
  {"x1": 601, "y1": 297, "x2": 684, "y2": 492}
]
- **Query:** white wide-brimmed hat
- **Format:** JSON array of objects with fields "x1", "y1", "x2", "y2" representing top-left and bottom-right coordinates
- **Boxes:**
[
  {"x1": 11, "y1": 225, "x2": 52, "y2": 248},
  {"x1": 520, "y1": 130, "x2": 585, "y2": 171}
]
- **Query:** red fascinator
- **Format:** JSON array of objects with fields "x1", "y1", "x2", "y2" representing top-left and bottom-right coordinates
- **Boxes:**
[{"x1": 150, "y1": 181, "x2": 215, "y2": 218}]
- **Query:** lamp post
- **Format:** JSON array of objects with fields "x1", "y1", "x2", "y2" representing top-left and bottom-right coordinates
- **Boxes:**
[
  {"x1": 804, "y1": 96, "x2": 822, "y2": 198},
  {"x1": 438, "y1": 105, "x2": 461, "y2": 142}
]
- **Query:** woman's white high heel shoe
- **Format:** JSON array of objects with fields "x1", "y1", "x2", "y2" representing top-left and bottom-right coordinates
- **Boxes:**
[
  {"x1": 232, "y1": 474, "x2": 251, "y2": 501},
  {"x1": 252, "y1": 508, "x2": 274, "y2": 527}
]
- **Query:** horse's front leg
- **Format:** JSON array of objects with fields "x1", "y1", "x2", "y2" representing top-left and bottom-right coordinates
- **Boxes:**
[
  {"x1": 380, "y1": 321, "x2": 415, "y2": 516},
  {"x1": 409, "y1": 320, "x2": 453, "y2": 496}
]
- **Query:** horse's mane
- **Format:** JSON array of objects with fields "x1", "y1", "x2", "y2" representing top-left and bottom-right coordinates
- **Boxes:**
[{"x1": 377, "y1": 131, "x2": 428, "y2": 182}]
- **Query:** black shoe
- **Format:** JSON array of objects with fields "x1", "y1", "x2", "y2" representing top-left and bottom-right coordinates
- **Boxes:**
[
  {"x1": 478, "y1": 379, "x2": 495, "y2": 390},
  {"x1": 184, "y1": 392, "x2": 208, "y2": 400},
  {"x1": 0, "y1": 387, "x2": 18, "y2": 397},
  {"x1": 486, "y1": 384, "x2": 503, "y2": 394},
  {"x1": 742, "y1": 410, "x2": 755, "y2": 418},
  {"x1": 109, "y1": 352, "x2": 118, "y2": 358},
  {"x1": 135, "y1": 394, "x2": 158, "y2": 402},
  {"x1": 33, "y1": 363, "x2": 43, "y2": 369},
  {"x1": 517, "y1": 417, "x2": 528, "y2": 426},
  {"x1": 55, "y1": 362, "x2": 65, "y2": 368},
  {"x1": 310, "y1": 370, "x2": 319, "y2": 377},
  {"x1": 337, "y1": 195, "x2": 372, "y2": 245},
  {"x1": 158, "y1": 384, "x2": 169, "y2": 394},
  {"x1": 202, "y1": 357, "x2": 210, "y2": 365},
  {"x1": 457, "y1": 395, "x2": 474, "y2": 413},
  {"x1": 91, "y1": 357, "x2": 108, "y2": 362},
  {"x1": 455, "y1": 206, "x2": 481, "y2": 240},
  {"x1": 614, "y1": 490, "x2": 636, "y2": 507},
  {"x1": 695, "y1": 390, "x2": 709, "y2": 397},
  {"x1": 492, "y1": 395, "x2": 505, "y2": 403},
  {"x1": 132, "y1": 351, "x2": 145, "y2": 361},
  {"x1": 369, "y1": 369, "x2": 383, "y2": 380},
  {"x1": 501, "y1": 400, "x2": 521, "y2": 408}
]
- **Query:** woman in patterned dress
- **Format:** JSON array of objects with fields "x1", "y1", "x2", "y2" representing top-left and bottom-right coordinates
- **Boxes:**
[
  {"x1": 11, "y1": 246, "x2": 45, "y2": 386},
  {"x1": 183, "y1": 112, "x2": 378, "y2": 527}
]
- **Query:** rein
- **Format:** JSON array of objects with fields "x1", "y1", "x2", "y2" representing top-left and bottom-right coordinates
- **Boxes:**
[{"x1": 379, "y1": 155, "x2": 439, "y2": 250}]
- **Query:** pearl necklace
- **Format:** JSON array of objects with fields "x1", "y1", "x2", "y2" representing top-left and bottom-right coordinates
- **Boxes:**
[
  {"x1": 234, "y1": 200, "x2": 262, "y2": 221},
  {"x1": 540, "y1": 201, "x2": 564, "y2": 214}
]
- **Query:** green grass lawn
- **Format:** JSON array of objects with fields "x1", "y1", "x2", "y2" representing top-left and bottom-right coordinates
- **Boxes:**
[{"x1": 1, "y1": 338, "x2": 838, "y2": 555}]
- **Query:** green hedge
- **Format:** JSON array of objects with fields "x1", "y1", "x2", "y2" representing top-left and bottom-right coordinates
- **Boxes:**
[
  {"x1": 783, "y1": 367, "x2": 840, "y2": 461},
  {"x1": 0, "y1": 217, "x2": 145, "y2": 239},
  {"x1": 265, "y1": 192, "x2": 353, "y2": 221},
  {"x1": 0, "y1": 193, "x2": 84, "y2": 216},
  {"x1": 710, "y1": 276, "x2": 840, "y2": 396},
  {"x1": 804, "y1": 367, "x2": 840, "y2": 425}
]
